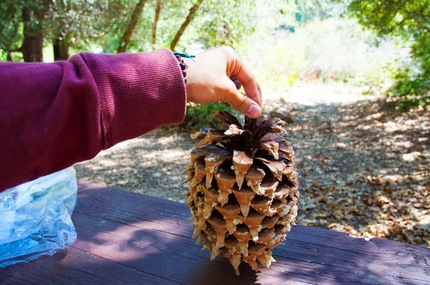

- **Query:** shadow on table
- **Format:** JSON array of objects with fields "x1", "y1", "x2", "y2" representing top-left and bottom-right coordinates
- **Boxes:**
[{"x1": 72, "y1": 182, "x2": 257, "y2": 284}]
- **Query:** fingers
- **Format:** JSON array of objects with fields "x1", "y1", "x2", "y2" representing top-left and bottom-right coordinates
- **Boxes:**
[
  {"x1": 223, "y1": 46, "x2": 263, "y2": 108},
  {"x1": 224, "y1": 82, "x2": 262, "y2": 118},
  {"x1": 234, "y1": 95, "x2": 262, "y2": 118},
  {"x1": 183, "y1": 46, "x2": 263, "y2": 118}
]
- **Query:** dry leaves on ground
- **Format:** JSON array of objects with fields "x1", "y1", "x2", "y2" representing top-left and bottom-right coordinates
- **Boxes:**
[
  {"x1": 277, "y1": 98, "x2": 430, "y2": 247},
  {"x1": 76, "y1": 95, "x2": 429, "y2": 248}
]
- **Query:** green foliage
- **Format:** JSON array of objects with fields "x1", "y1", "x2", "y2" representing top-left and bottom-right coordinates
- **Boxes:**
[
  {"x1": 343, "y1": 0, "x2": 430, "y2": 108},
  {"x1": 0, "y1": 0, "x2": 126, "y2": 60},
  {"x1": 291, "y1": 0, "x2": 344, "y2": 24},
  {"x1": 245, "y1": 16, "x2": 402, "y2": 92},
  {"x1": 0, "y1": 1, "x2": 22, "y2": 57},
  {"x1": 182, "y1": 102, "x2": 240, "y2": 129},
  {"x1": 118, "y1": 0, "x2": 258, "y2": 53},
  {"x1": 99, "y1": 0, "x2": 147, "y2": 53},
  {"x1": 185, "y1": 0, "x2": 257, "y2": 49},
  {"x1": 387, "y1": 69, "x2": 430, "y2": 110},
  {"x1": 0, "y1": 0, "x2": 260, "y2": 60},
  {"x1": 47, "y1": 0, "x2": 112, "y2": 50}
]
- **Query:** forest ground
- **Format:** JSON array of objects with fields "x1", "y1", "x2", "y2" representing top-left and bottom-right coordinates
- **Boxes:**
[{"x1": 76, "y1": 81, "x2": 430, "y2": 248}]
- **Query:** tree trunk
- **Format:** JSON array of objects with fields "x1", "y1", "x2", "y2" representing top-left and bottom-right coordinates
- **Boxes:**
[
  {"x1": 21, "y1": 0, "x2": 53, "y2": 62},
  {"x1": 21, "y1": 5, "x2": 44, "y2": 62},
  {"x1": 170, "y1": 0, "x2": 204, "y2": 51},
  {"x1": 53, "y1": 37, "x2": 70, "y2": 60},
  {"x1": 117, "y1": 0, "x2": 147, "y2": 53},
  {"x1": 53, "y1": 0, "x2": 69, "y2": 61},
  {"x1": 151, "y1": 0, "x2": 162, "y2": 44},
  {"x1": 6, "y1": 52, "x2": 13, "y2": 62}
]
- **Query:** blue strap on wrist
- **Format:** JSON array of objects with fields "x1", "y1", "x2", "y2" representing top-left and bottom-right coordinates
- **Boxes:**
[{"x1": 173, "y1": 52, "x2": 195, "y2": 84}]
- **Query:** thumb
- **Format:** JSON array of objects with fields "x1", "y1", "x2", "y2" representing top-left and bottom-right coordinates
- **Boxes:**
[{"x1": 227, "y1": 89, "x2": 262, "y2": 118}]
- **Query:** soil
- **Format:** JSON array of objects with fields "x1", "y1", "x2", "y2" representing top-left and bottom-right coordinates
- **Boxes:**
[{"x1": 75, "y1": 81, "x2": 430, "y2": 248}]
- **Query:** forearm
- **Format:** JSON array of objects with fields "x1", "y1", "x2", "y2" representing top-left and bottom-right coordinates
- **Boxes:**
[{"x1": 0, "y1": 49, "x2": 186, "y2": 192}]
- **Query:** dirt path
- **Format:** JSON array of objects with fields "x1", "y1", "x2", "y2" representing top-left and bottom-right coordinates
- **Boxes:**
[{"x1": 76, "y1": 82, "x2": 430, "y2": 247}]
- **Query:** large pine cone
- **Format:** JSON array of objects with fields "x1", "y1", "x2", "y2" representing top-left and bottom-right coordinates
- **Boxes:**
[{"x1": 183, "y1": 111, "x2": 299, "y2": 275}]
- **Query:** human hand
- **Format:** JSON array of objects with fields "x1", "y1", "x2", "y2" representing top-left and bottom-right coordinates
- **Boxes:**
[{"x1": 184, "y1": 46, "x2": 263, "y2": 118}]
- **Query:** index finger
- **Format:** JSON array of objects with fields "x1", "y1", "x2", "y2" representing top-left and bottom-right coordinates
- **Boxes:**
[
  {"x1": 225, "y1": 49, "x2": 262, "y2": 107},
  {"x1": 234, "y1": 63, "x2": 262, "y2": 107}
]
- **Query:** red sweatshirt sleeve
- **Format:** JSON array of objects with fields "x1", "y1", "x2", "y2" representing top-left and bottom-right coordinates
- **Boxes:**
[{"x1": 0, "y1": 49, "x2": 186, "y2": 192}]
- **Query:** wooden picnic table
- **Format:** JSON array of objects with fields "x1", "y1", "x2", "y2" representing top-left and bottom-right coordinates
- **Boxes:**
[{"x1": 0, "y1": 181, "x2": 429, "y2": 285}]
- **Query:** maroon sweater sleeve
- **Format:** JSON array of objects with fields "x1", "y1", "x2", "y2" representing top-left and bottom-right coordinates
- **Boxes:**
[{"x1": 0, "y1": 49, "x2": 186, "y2": 192}]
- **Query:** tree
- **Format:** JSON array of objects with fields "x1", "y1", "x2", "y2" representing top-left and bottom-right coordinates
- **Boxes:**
[
  {"x1": 51, "y1": 0, "x2": 70, "y2": 60},
  {"x1": 0, "y1": 0, "x2": 53, "y2": 62},
  {"x1": 1, "y1": 0, "x2": 260, "y2": 62},
  {"x1": 0, "y1": 0, "x2": 116, "y2": 61},
  {"x1": 343, "y1": 0, "x2": 430, "y2": 108},
  {"x1": 152, "y1": 0, "x2": 162, "y2": 44},
  {"x1": 0, "y1": 1, "x2": 22, "y2": 61},
  {"x1": 170, "y1": 0, "x2": 204, "y2": 51},
  {"x1": 109, "y1": 0, "x2": 258, "y2": 52},
  {"x1": 117, "y1": 0, "x2": 148, "y2": 53},
  {"x1": 21, "y1": 0, "x2": 54, "y2": 62},
  {"x1": 173, "y1": 0, "x2": 257, "y2": 49}
]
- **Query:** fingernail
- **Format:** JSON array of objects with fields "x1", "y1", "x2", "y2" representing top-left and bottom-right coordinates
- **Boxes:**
[{"x1": 247, "y1": 104, "x2": 262, "y2": 118}]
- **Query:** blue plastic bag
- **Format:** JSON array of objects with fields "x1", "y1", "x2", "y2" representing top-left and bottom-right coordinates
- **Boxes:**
[{"x1": 0, "y1": 167, "x2": 77, "y2": 267}]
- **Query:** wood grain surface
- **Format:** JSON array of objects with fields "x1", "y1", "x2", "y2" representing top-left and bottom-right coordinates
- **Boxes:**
[{"x1": 0, "y1": 181, "x2": 429, "y2": 285}]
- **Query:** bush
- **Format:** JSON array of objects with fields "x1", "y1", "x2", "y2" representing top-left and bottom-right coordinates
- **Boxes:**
[
  {"x1": 182, "y1": 102, "x2": 240, "y2": 129},
  {"x1": 343, "y1": 0, "x2": 430, "y2": 109},
  {"x1": 387, "y1": 69, "x2": 430, "y2": 110}
]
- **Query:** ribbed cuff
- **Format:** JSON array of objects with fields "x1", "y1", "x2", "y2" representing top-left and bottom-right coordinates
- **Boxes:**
[{"x1": 78, "y1": 49, "x2": 187, "y2": 148}]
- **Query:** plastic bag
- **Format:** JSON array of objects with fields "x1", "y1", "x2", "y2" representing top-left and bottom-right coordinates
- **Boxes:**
[{"x1": 0, "y1": 167, "x2": 77, "y2": 268}]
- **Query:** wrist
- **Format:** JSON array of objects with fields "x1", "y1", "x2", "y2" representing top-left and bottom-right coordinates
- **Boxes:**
[{"x1": 173, "y1": 52, "x2": 195, "y2": 84}]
